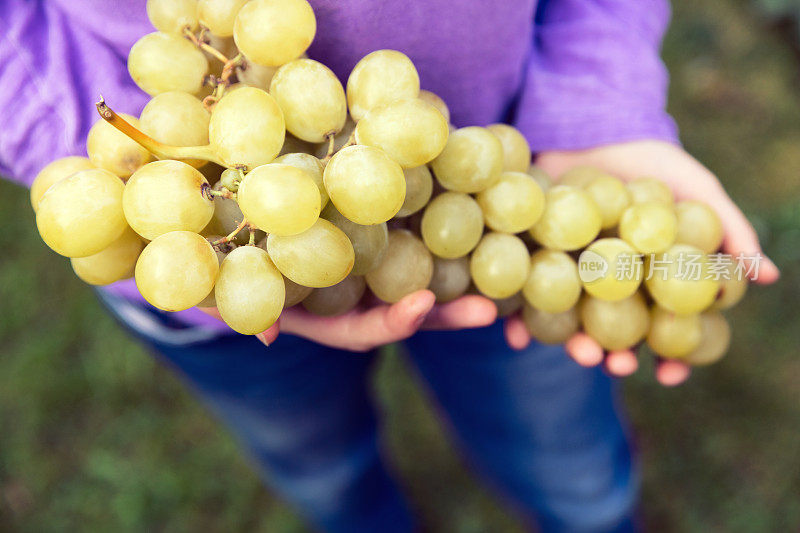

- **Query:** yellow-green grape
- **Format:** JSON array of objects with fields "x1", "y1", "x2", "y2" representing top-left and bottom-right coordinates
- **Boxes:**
[
  {"x1": 355, "y1": 98, "x2": 449, "y2": 168},
  {"x1": 346, "y1": 50, "x2": 420, "y2": 121},
  {"x1": 470, "y1": 233, "x2": 530, "y2": 299},
  {"x1": 579, "y1": 238, "x2": 642, "y2": 301},
  {"x1": 418, "y1": 89, "x2": 450, "y2": 123},
  {"x1": 70, "y1": 227, "x2": 144, "y2": 286},
  {"x1": 684, "y1": 312, "x2": 731, "y2": 366},
  {"x1": 314, "y1": 118, "x2": 356, "y2": 158},
  {"x1": 146, "y1": 0, "x2": 198, "y2": 33},
  {"x1": 711, "y1": 261, "x2": 748, "y2": 310},
  {"x1": 627, "y1": 178, "x2": 674, "y2": 205},
  {"x1": 523, "y1": 250, "x2": 581, "y2": 313},
  {"x1": 215, "y1": 246, "x2": 285, "y2": 334},
  {"x1": 139, "y1": 91, "x2": 210, "y2": 168},
  {"x1": 323, "y1": 145, "x2": 405, "y2": 224},
  {"x1": 283, "y1": 277, "x2": 313, "y2": 308},
  {"x1": 128, "y1": 32, "x2": 208, "y2": 95},
  {"x1": 196, "y1": 237, "x2": 237, "y2": 307},
  {"x1": 234, "y1": 0, "x2": 316, "y2": 66},
  {"x1": 487, "y1": 123, "x2": 531, "y2": 173},
  {"x1": 559, "y1": 166, "x2": 606, "y2": 188},
  {"x1": 204, "y1": 181, "x2": 250, "y2": 244},
  {"x1": 618, "y1": 202, "x2": 677, "y2": 254},
  {"x1": 273, "y1": 153, "x2": 328, "y2": 208},
  {"x1": 645, "y1": 244, "x2": 720, "y2": 314},
  {"x1": 36, "y1": 169, "x2": 126, "y2": 257},
  {"x1": 365, "y1": 230, "x2": 434, "y2": 303},
  {"x1": 530, "y1": 185, "x2": 602, "y2": 251},
  {"x1": 267, "y1": 218, "x2": 354, "y2": 287},
  {"x1": 237, "y1": 164, "x2": 320, "y2": 236},
  {"x1": 30, "y1": 157, "x2": 95, "y2": 211},
  {"x1": 303, "y1": 275, "x2": 366, "y2": 316},
  {"x1": 321, "y1": 203, "x2": 388, "y2": 275},
  {"x1": 270, "y1": 59, "x2": 347, "y2": 143},
  {"x1": 420, "y1": 192, "x2": 484, "y2": 258},
  {"x1": 476, "y1": 171, "x2": 545, "y2": 233},
  {"x1": 522, "y1": 304, "x2": 580, "y2": 345},
  {"x1": 428, "y1": 256, "x2": 471, "y2": 303},
  {"x1": 583, "y1": 175, "x2": 632, "y2": 229},
  {"x1": 527, "y1": 164, "x2": 553, "y2": 191},
  {"x1": 646, "y1": 306, "x2": 702, "y2": 359},
  {"x1": 123, "y1": 160, "x2": 214, "y2": 240},
  {"x1": 238, "y1": 61, "x2": 279, "y2": 90},
  {"x1": 675, "y1": 200, "x2": 724, "y2": 253},
  {"x1": 580, "y1": 293, "x2": 650, "y2": 351},
  {"x1": 86, "y1": 115, "x2": 152, "y2": 178},
  {"x1": 197, "y1": 0, "x2": 249, "y2": 37},
  {"x1": 135, "y1": 231, "x2": 219, "y2": 311},
  {"x1": 396, "y1": 166, "x2": 433, "y2": 218},
  {"x1": 493, "y1": 293, "x2": 524, "y2": 318},
  {"x1": 209, "y1": 87, "x2": 285, "y2": 169},
  {"x1": 431, "y1": 126, "x2": 503, "y2": 193}
]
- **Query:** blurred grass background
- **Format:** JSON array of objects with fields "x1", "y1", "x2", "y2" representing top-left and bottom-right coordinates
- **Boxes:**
[{"x1": 2, "y1": 0, "x2": 800, "y2": 530}]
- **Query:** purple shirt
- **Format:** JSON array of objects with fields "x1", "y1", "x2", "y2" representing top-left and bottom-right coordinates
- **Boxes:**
[{"x1": 0, "y1": 0, "x2": 678, "y2": 330}]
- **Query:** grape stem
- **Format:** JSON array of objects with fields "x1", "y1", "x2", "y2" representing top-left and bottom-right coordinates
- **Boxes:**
[
  {"x1": 248, "y1": 227, "x2": 256, "y2": 246},
  {"x1": 182, "y1": 26, "x2": 230, "y2": 64},
  {"x1": 95, "y1": 97, "x2": 225, "y2": 166},
  {"x1": 320, "y1": 132, "x2": 337, "y2": 164},
  {"x1": 203, "y1": 185, "x2": 235, "y2": 201},
  {"x1": 211, "y1": 218, "x2": 249, "y2": 247}
]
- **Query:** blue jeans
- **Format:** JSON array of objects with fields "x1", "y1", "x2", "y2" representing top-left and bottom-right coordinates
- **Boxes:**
[{"x1": 100, "y1": 293, "x2": 638, "y2": 532}]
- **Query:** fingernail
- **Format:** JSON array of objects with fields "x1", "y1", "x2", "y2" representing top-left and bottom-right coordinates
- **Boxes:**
[{"x1": 256, "y1": 333, "x2": 270, "y2": 346}]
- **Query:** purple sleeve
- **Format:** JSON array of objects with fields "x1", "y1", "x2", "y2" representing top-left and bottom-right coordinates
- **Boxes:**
[
  {"x1": 514, "y1": 0, "x2": 679, "y2": 152},
  {"x1": 0, "y1": 0, "x2": 150, "y2": 187}
]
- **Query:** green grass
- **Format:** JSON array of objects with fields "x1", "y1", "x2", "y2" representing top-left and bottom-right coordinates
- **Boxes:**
[{"x1": 1, "y1": 0, "x2": 799, "y2": 530}]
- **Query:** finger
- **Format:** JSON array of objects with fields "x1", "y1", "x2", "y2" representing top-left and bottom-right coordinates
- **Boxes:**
[
  {"x1": 196, "y1": 306, "x2": 222, "y2": 320},
  {"x1": 256, "y1": 322, "x2": 281, "y2": 346},
  {"x1": 603, "y1": 350, "x2": 639, "y2": 377},
  {"x1": 421, "y1": 294, "x2": 497, "y2": 330},
  {"x1": 717, "y1": 202, "x2": 780, "y2": 285},
  {"x1": 655, "y1": 358, "x2": 692, "y2": 387},
  {"x1": 504, "y1": 315, "x2": 531, "y2": 351},
  {"x1": 565, "y1": 333, "x2": 604, "y2": 367}
]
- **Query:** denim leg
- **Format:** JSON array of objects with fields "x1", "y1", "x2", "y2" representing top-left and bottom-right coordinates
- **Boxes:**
[{"x1": 404, "y1": 323, "x2": 638, "y2": 533}]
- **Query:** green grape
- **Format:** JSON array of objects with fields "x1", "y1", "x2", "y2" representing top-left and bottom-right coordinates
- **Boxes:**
[
  {"x1": 476, "y1": 171, "x2": 545, "y2": 233},
  {"x1": 135, "y1": 231, "x2": 219, "y2": 311},
  {"x1": 203, "y1": 181, "x2": 251, "y2": 244},
  {"x1": 523, "y1": 249, "x2": 581, "y2": 313},
  {"x1": 493, "y1": 293, "x2": 524, "y2": 318},
  {"x1": 645, "y1": 244, "x2": 720, "y2": 314},
  {"x1": 428, "y1": 256, "x2": 471, "y2": 303},
  {"x1": 146, "y1": 0, "x2": 198, "y2": 33},
  {"x1": 139, "y1": 91, "x2": 210, "y2": 168},
  {"x1": 323, "y1": 145, "x2": 405, "y2": 225},
  {"x1": 270, "y1": 59, "x2": 347, "y2": 143},
  {"x1": 267, "y1": 218, "x2": 354, "y2": 287},
  {"x1": 580, "y1": 293, "x2": 650, "y2": 351},
  {"x1": 314, "y1": 118, "x2": 356, "y2": 159},
  {"x1": 36, "y1": 169, "x2": 127, "y2": 257},
  {"x1": 87, "y1": 114, "x2": 152, "y2": 178},
  {"x1": 418, "y1": 89, "x2": 450, "y2": 123},
  {"x1": 522, "y1": 304, "x2": 579, "y2": 345},
  {"x1": 470, "y1": 233, "x2": 530, "y2": 299},
  {"x1": 321, "y1": 203, "x2": 388, "y2": 275},
  {"x1": 355, "y1": 98, "x2": 449, "y2": 168},
  {"x1": 627, "y1": 178, "x2": 674, "y2": 205},
  {"x1": 487, "y1": 123, "x2": 531, "y2": 173},
  {"x1": 197, "y1": 0, "x2": 249, "y2": 37},
  {"x1": 618, "y1": 202, "x2": 677, "y2": 254},
  {"x1": 273, "y1": 152, "x2": 328, "y2": 208},
  {"x1": 123, "y1": 160, "x2": 214, "y2": 240},
  {"x1": 234, "y1": 0, "x2": 316, "y2": 66},
  {"x1": 346, "y1": 50, "x2": 420, "y2": 121},
  {"x1": 237, "y1": 163, "x2": 321, "y2": 236},
  {"x1": 215, "y1": 246, "x2": 285, "y2": 334},
  {"x1": 395, "y1": 166, "x2": 433, "y2": 218},
  {"x1": 209, "y1": 87, "x2": 286, "y2": 169},
  {"x1": 420, "y1": 192, "x2": 484, "y2": 258},
  {"x1": 238, "y1": 61, "x2": 279, "y2": 90},
  {"x1": 197, "y1": 237, "x2": 237, "y2": 307},
  {"x1": 530, "y1": 185, "x2": 602, "y2": 251},
  {"x1": 365, "y1": 230, "x2": 433, "y2": 303},
  {"x1": 527, "y1": 164, "x2": 553, "y2": 191},
  {"x1": 684, "y1": 312, "x2": 731, "y2": 366},
  {"x1": 675, "y1": 200, "x2": 724, "y2": 253},
  {"x1": 283, "y1": 277, "x2": 313, "y2": 308},
  {"x1": 128, "y1": 32, "x2": 208, "y2": 95},
  {"x1": 579, "y1": 238, "x2": 642, "y2": 301},
  {"x1": 559, "y1": 166, "x2": 606, "y2": 188},
  {"x1": 583, "y1": 174, "x2": 631, "y2": 229},
  {"x1": 71, "y1": 227, "x2": 144, "y2": 286},
  {"x1": 303, "y1": 275, "x2": 366, "y2": 316},
  {"x1": 431, "y1": 126, "x2": 503, "y2": 193},
  {"x1": 711, "y1": 261, "x2": 748, "y2": 310},
  {"x1": 30, "y1": 157, "x2": 95, "y2": 212},
  {"x1": 646, "y1": 306, "x2": 702, "y2": 359}
]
